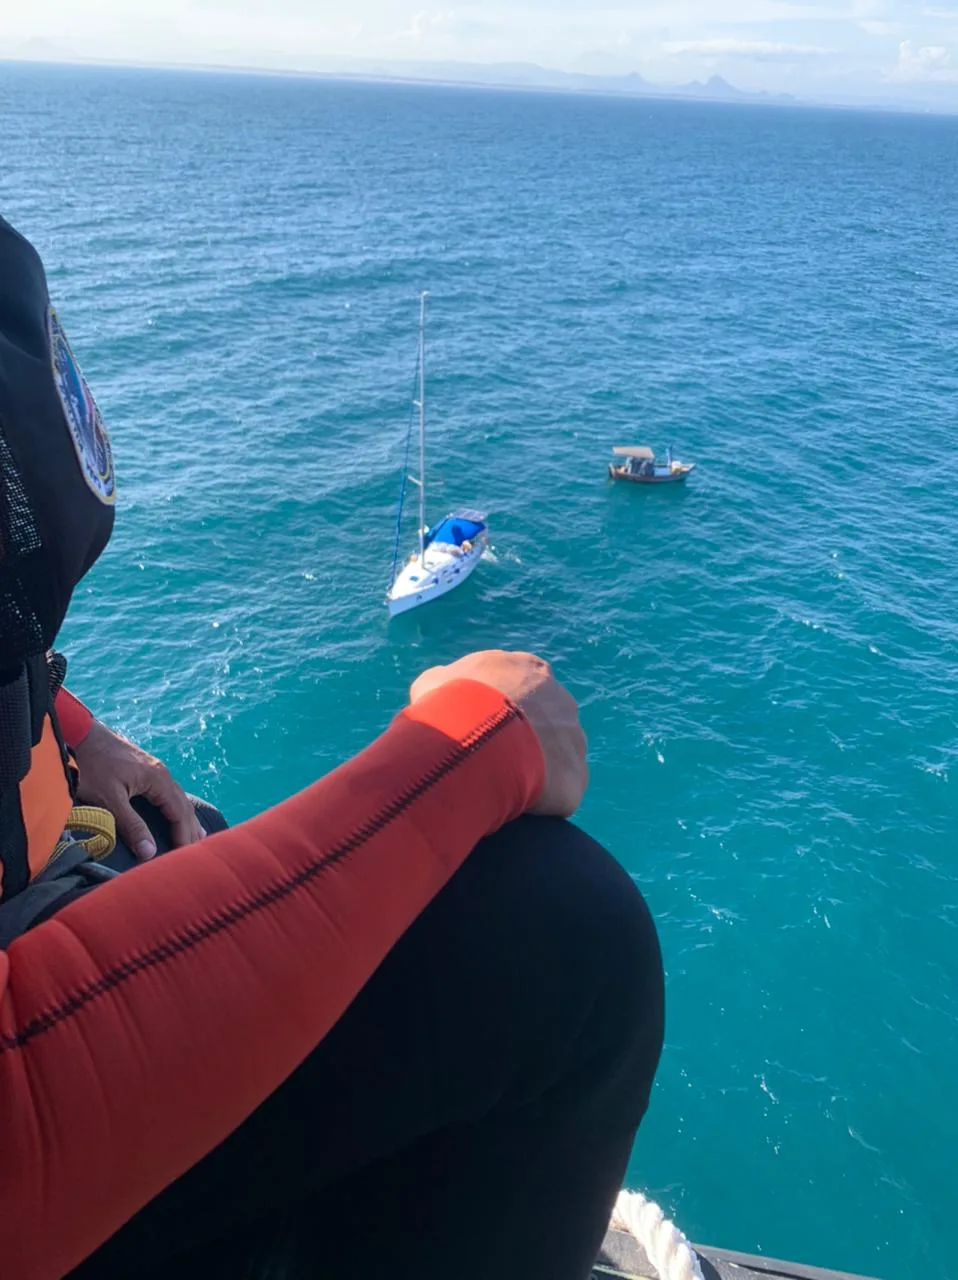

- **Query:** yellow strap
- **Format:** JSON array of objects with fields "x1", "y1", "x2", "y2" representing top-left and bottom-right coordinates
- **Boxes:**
[{"x1": 64, "y1": 806, "x2": 117, "y2": 860}]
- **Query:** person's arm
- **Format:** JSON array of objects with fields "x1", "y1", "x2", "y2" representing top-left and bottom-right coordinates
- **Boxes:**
[
  {"x1": 53, "y1": 686, "x2": 93, "y2": 748},
  {"x1": 0, "y1": 678, "x2": 546, "y2": 1280}
]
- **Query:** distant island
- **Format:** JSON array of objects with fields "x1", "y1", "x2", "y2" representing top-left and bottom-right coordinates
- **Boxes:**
[
  {"x1": 0, "y1": 44, "x2": 797, "y2": 108},
  {"x1": 297, "y1": 59, "x2": 799, "y2": 108},
  {"x1": 7, "y1": 47, "x2": 958, "y2": 115}
]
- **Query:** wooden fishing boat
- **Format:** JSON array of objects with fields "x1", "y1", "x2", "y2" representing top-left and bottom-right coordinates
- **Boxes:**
[{"x1": 608, "y1": 445, "x2": 695, "y2": 484}]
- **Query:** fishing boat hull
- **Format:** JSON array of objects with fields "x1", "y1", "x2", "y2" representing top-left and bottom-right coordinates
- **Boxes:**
[
  {"x1": 387, "y1": 541, "x2": 484, "y2": 617},
  {"x1": 608, "y1": 463, "x2": 695, "y2": 484}
]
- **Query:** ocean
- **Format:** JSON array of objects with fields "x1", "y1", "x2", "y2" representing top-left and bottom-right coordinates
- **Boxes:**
[{"x1": 3, "y1": 59, "x2": 957, "y2": 1279}]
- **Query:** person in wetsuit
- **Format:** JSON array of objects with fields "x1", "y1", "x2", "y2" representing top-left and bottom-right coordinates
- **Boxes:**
[{"x1": 0, "y1": 214, "x2": 665, "y2": 1280}]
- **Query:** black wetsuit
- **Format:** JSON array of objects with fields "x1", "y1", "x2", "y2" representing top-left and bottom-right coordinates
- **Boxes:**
[{"x1": 72, "y1": 813, "x2": 665, "y2": 1280}]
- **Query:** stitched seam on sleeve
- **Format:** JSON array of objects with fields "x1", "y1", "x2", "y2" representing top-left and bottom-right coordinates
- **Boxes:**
[{"x1": 0, "y1": 704, "x2": 519, "y2": 1056}]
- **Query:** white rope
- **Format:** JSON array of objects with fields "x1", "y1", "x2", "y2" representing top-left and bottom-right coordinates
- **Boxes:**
[{"x1": 611, "y1": 1190, "x2": 706, "y2": 1280}]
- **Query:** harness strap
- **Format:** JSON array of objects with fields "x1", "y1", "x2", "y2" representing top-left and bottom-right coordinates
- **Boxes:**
[
  {"x1": 63, "y1": 806, "x2": 117, "y2": 860},
  {"x1": 0, "y1": 660, "x2": 39, "y2": 902},
  {"x1": 0, "y1": 654, "x2": 78, "y2": 902}
]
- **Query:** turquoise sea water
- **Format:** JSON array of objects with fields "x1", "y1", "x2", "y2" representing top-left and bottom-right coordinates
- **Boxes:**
[{"x1": 3, "y1": 61, "x2": 957, "y2": 1279}]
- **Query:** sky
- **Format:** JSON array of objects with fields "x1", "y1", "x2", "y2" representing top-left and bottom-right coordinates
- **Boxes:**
[{"x1": 4, "y1": 0, "x2": 958, "y2": 107}]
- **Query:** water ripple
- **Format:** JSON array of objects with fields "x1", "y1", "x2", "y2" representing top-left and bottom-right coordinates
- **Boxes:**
[{"x1": 4, "y1": 63, "x2": 958, "y2": 1280}]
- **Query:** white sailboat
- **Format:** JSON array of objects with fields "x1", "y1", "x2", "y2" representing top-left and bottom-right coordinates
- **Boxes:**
[{"x1": 386, "y1": 293, "x2": 487, "y2": 618}]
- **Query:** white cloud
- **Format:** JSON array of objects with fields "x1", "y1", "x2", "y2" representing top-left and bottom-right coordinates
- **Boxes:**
[
  {"x1": 394, "y1": 9, "x2": 453, "y2": 42},
  {"x1": 662, "y1": 37, "x2": 832, "y2": 61},
  {"x1": 1, "y1": 0, "x2": 958, "y2": 107},
  {"x1": 859, "y1": 20, "x2": 903, "y2": 36},
  {"x1": 890, "y1": 37, "x2": 958, "y2": 79}
]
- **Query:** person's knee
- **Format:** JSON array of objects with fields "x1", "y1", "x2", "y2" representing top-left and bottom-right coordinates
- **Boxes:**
[
  {"x1": 323, "y1": 815, "x2": 664, "y2": 1126},
  {"x1": 472, "y1": 816, "x2": 664, "y2": 1078},
  {"x1": 189, "y1": 797, "x2": 229, "y2": 835},
  {"x1": 480, "y1": 817, "x2": 659, "y2": 964}
]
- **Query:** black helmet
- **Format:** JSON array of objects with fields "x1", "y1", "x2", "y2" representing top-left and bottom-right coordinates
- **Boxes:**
[{"x1": 0, "y1": 216, "x2": 115, "y2": 671}]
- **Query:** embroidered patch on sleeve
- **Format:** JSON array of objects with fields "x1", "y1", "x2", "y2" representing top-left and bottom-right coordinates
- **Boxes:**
[{"x1": 48, "y1": 308, "x2": 116, "y2": 504}]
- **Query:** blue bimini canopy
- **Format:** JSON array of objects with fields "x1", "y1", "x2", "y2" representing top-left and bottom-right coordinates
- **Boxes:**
[{"x1": 425, "y1": 513, "x2": 486, "y2": 549}]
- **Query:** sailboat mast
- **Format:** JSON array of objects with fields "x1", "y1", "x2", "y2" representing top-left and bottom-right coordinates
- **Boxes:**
[{"x1": 417, "y1": 290, "x2": 428, "y2": 567}]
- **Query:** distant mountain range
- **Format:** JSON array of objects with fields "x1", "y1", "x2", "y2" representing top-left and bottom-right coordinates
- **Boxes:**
[
  {"x1": 4, "y1": 43, "x2": 955, "y2": 115},
  {"x1": 278, "y1": 58, "x2": 799, "y2": 106},
  {"x1": 6, "y1": 45, "x2": 957, "y2": 114},
  {"x1": 1, "y1": 44, "x2": 797, "y2": 107}
]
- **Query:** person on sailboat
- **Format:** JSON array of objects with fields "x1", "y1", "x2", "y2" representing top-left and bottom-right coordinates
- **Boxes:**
[{"x1": 0, "y1": 214, "x2": 664, "y2": 1280}]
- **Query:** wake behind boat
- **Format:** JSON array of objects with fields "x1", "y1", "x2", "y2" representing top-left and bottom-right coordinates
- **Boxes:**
[{"x1": 386, "y1": 293, "x2": 488, "y2": 617}]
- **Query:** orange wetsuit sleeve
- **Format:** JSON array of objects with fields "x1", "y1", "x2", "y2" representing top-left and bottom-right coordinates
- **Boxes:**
[
  {"x1": 54, "y1": 686, "x2": 94, "y2": 748},
  {"x1": 0, "y1": 678, "x2": 544, "y2": 1280}
]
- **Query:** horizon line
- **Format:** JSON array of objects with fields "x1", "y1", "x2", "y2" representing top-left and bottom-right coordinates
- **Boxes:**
[{"x1": 2, "y1": 50, "x2": 957, "y2": 120}]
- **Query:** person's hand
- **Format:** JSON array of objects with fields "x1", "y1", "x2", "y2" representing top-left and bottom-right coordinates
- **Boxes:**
[
  {"x1": 72, "y1": 720, "x2": 205, "y2": 860},
  {"x1": 410, "y1": 650, "x2": 588, "y2": 817}
]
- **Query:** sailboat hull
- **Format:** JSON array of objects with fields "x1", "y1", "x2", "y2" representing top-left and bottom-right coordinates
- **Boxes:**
[{"x1": 387, "y1": 542, "x2": 484, "y2": 617}]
